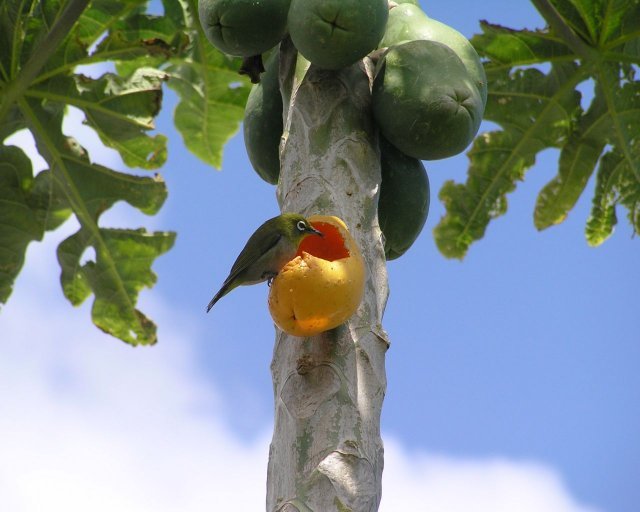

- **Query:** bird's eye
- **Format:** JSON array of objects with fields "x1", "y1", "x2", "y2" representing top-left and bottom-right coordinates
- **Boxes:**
[{"x1": 296, "y1": 220, "x2": 306, "y2": 232}]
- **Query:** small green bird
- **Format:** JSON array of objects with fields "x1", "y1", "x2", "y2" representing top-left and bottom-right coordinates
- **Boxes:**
[{"x1": 206, "y1": 213, "x2": 323, "y2": 312}]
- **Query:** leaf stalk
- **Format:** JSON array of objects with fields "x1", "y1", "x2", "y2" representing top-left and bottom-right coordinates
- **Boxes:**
[
  {"x1": 0, "y1": 0, "x2": 90, "y2": 123},
  {"x1": 530, "y1": 0, "x2": 597, "y2": 60}
]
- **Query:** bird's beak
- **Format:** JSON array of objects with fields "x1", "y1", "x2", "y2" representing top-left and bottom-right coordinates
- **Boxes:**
[{"x1": 308, "y1": 226, "x2": 324, "y2": 237}]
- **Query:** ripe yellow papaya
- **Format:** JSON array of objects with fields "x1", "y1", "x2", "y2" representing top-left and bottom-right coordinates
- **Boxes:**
[{"x1": 268, "y1": 216, "x2": 365, "y2": 336}]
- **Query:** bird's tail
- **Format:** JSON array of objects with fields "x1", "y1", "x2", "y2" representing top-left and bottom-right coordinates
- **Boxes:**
[
  {"x1": 206, "y1": 291, "x2": 223, "y2": 313},
  {"x1": 205, "y1": 281, "x2": 234, "y2": 313}
]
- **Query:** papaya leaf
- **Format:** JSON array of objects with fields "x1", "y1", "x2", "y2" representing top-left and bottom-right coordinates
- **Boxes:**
[
  {"x1": 0, "y1": 0, "x2": 22, "y2": 78},
  {"x1": 533, "y1": 133, "x2": 604, "y2": 229},
  {"x1": 472, "y1": 22, "x2": 574, "y2": 69},
  {"x1": 533, "y1": 86, "x2": 607, "y2": 229},
  {"x1": 0, "y1": 142, "x2": 70, "y2": 307},
  {"x1": 29, "y1": 69, "x2": 169, "y2": 169},
  {"x1": 0, "y1": 105, "x2": 25, "y2": 141},
  {"x1": 435, "y1": 62, "x2": 583, "y2": 258},
  {"x1": 0, "y1": 145, "x2": 44, "y2": 305},
  {"x1": 29, "y1": 169, "x2": 73, "y2": 231},
  {"x1": 106, "y1": 7, "x2": 190, "y2": 77},
  {"x1": 0, "y1": 0, "x2": 192, "y2": 344},
  {"x1": 436, "y1": 0, "x2": 640, "y2": 258},
  {"x1": 547, "y1": 0, "x2": 600, "y2": 42},
  {"x1": 75, "y1": 0, "x2": 147, "y2": 47},
  {"x1": 585, "y1": 78, "x2": 640, "y2": 244},
  {"x1": 549, "y1": 0, "x2": 640, "y2": 45},
  {"x1": 164, "y1": 0, "x2": 251, "y2": 168},
  {"x1": 23, "y1": 96, "x2": 173, "y2": 345},
  {"x1": 436, "y1": 131, "x2": 542, "y2": 258},
  {"x1": 58, "y1": 227, "x2": 175, "y2": 345},
  {"x1": 586, "y1": 147, "x2": 640, "y2": 245}
]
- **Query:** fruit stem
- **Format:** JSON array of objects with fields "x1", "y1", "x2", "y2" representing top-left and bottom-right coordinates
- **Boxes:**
[{"x1": 239, "y1": 54, "x2": 265, "y2": 84}]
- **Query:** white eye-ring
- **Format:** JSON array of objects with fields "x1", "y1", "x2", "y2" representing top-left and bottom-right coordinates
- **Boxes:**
[{"x1": 296, "y1": 220, "x2": 306, "y2": 232}]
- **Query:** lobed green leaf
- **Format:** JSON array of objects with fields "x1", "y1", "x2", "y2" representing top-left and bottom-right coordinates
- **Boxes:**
[
  {"x1": 472, "y1": 22, "x2": 574, "y2": 69},
  {"x1": 586, "y1": 150, "x2": 634, "y2": 244},
  {"x1": 165, "y1": 0, "x2": 250, "y2": 168},
  {"x1": 549, "y1": 0, "x2": 640, "y2": 47},
  {"x1": 435, "y1": 63, "x2": 583, "y2": 258},
  {"x1": 533, "y1": 86, "x2": 607, "y2": 229},
  {"x1": 25, "y1": 93, "x2": 172, "y2": 345},
  {"x1": 29, "y1": 69, "x2": 170, "y2": 169},
  {"x1": 438, "y1": 0, "x2": 640, "y2": 257},
  {"x1": 59, "y1": 227, "x2": 175, "y2": 345},
  {"x1": 585, "y1": 78, "x2": 640, "y2": 243},
  {"x1": 435, "y1": 131, "x2": 542, "y2": 258},
  {"x1": 0, "y1": 145, "x2": 44, "y2": 304},
  {"x1": 0, "y1": 0, "x2": 190, "y2": 344}
]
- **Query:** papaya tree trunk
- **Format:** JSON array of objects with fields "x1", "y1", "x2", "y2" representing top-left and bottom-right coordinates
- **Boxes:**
[{"x1": 267, "y1": 39, "x2": 390, "y2": 512}]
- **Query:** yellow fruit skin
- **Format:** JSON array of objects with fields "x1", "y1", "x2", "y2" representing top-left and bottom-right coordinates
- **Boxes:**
[{"x1": 268, "y1": 215, "x2": 365, "y2": 337}]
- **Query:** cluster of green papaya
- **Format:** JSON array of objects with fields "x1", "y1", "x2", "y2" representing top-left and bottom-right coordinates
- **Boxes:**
[
  {"x1": 199, "y1": 0, "x2": 389, "y2": 72},
  {"x1": 199, "y1": 0, "x2": 485, "y2": 260}
]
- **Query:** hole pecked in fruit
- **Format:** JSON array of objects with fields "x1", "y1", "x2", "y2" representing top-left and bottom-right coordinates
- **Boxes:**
[{"x1": 296, "y1": 222, "x2": 350, "y2": 261}]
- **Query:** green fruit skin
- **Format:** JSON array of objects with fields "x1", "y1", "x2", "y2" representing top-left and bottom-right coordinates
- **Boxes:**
[
  {"x1": 372, "y1": 39, "x2": 484, "y2": 161},
  {"x1": 380, "y1": 3, "x2": 487, "y2": 106},
  {"x1": 288, "y1": 0, "x2": 388, "y2": 70},
  {"x1": 243, "y1": 51, "x2": 282, "y2": 184},
  {"x1": 378, "y1": 137, "x2": 430, "y2": 260},
  {"x1": 198, "y1": 0, "x2": 290, "y2": 57}
]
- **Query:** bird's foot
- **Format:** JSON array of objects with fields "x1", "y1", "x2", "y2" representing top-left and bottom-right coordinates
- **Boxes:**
[{"x1": 262, "y1": 271, "x2": 278, "y2": 287}]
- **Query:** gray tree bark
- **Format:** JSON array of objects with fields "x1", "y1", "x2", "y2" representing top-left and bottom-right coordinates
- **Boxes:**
[{"x1": 267, "y1": 39, "x2": 390, "y2": 512}]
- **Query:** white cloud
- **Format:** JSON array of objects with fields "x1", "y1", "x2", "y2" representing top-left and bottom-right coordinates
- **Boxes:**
[
  {"x1": 1, "y1": 230, "x2": 269, "y2": 512},
  {"x1": 0, "y1": 230, "x2": 601, "y2": 512},
  {"x1": 381, "y1": 441, "x2": 599, "y2": 512}
]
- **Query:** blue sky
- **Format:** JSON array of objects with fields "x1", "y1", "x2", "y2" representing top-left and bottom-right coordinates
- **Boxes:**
[{"x1": 1, "y1": 1, "x2": 639, "y2": 511}]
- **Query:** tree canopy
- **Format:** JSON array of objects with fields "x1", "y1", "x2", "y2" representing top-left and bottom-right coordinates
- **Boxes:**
[{"x1": 1, "y1": 0, "x2": 638, "y2": 345}]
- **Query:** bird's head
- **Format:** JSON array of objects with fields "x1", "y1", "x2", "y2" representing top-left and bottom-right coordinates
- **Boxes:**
[{"x1": 281, "y1": 213, "x2": 324, "y2": 245}]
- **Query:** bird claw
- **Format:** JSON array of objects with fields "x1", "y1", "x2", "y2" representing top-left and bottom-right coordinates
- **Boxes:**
[{"x1": 262, "y1": 271, "x2": 278, "y2": 287}]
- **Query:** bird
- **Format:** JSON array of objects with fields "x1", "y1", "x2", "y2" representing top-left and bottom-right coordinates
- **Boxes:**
[{"x1": 206, "y1": 213, "x2": 323, "y2": 312}]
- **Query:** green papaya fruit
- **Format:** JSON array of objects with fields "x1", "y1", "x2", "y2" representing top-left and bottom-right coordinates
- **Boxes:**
[
  {"x1": 288, "y1": 0, "x2": 388, "y2": 70},
  {"x1": 198, "y1": 0, "x2": 290, "y2": 57},
  {"x1": 380, "y1": 3, "x2": 487, "y2": 106},
  {"x1": 378, "y1": 137, "x2": 430, "y2": 260},
  {"x1": 243, "y1": 51, "x2": 282, "y2": 184},
  {"x1": 372, "y1": 39, "x2": 483, "y2": 160}
]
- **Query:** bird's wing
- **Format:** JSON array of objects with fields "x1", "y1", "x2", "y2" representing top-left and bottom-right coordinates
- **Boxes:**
[
  {"x1": 223, "y1": 231, "x2": 283, "y2": 287},
  {"x1": 206, "y1": 222, "x2": 284, "y2": 312}
]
